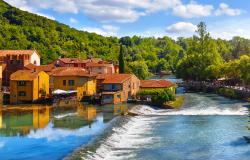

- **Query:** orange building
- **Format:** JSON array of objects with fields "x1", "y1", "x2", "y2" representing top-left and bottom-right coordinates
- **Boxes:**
[
  {"x1": 10, "y1": 70, "x2": 50, "y2": 104},
  {"x1": 54, "y1": 58, "x2": 89, "y2": 68},
  {"x1": 0, "y1": 50, "x2": 41, "y2": 86},
  {"x1": 140, "y1": 80, "x2": 176, "y2": 94},
  {"x1": 86, "y1": 62, "x2": 115, "y2": 74},
  {"x1": 101, "y1": 74, "x2": 140, "y2": 104},
  {"x1": 51, "y1": 67, "x2": 97, "y2": 101}
]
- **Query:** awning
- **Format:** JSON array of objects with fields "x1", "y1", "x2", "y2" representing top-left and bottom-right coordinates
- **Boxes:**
[{"x1": 52, "y1": 89, "x2": 77, "y2": 95}]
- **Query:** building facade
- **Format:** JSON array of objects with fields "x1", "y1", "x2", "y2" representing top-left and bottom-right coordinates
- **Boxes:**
[
  {"x1": 51, "y1": 67, "x2": 97, "y2": 101},
  {"x1": 101, "y1": 74, "x2": 140, "y2": 104},
  {"x1": 10, "y1": 70, "x2": 49, "y2": 104},
  {"x1": 0, "y1": 50, "x2": 41, "y2": 86}
]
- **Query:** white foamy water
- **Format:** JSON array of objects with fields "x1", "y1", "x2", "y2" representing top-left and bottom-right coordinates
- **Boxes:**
[
  {"x1": 80, "y1": 93, "x2": 249, "y2": 160},
  {"x1": 54, "y1": 113, "x2": 77, "y2": 119},
  {"x1": 130, "y1": 105, "x2": 248, "y2": 116},
  {"x1": 84, "y1": 116, "x2": 159, "y2": 160}
]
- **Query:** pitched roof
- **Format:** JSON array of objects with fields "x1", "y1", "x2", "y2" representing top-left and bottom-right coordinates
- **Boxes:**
[
  {"x1": 140, "y1": 80, "x2": 175, "y2": 88},
  {"x1": 25, "y1": 63, "x2": 55, "y2": 72},
  {"x1": 86, "y1": 62, "x2": 112, "y2": 67},
  {"x1": 0, "y1": 50, "x2": 39, "y2": 57},
  {"x1": 10, "y1": 70, "x2": 43, "y2": 81},
  {"x1": 58, "y1": 58, "x2": 89, "y2": 64},
  {"x1": 89, "y1": 58, "x2": 102, "y2": 63},
  {"x1": 102, "y1": 74, "x2": 132, "y2": 84},
  {"x1": 96, "y1": 74, "x2": 111, "y2": 80},
  {"x1": 51, "y1": 67, "x2": 96, "y2": 77}
]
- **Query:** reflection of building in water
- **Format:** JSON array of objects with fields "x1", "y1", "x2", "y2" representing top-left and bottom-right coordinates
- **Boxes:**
[
  {"x1": 77, "y1": 104, "x2": 97, "y2": 121},
  {"x1": 0, "y1": 106, "x2": 50, "y2": 136},
  {"x1": 113, "y1": 105, "x2": 128, "y2": 115},
  {"x1": 52, "y1": 103, "x2": 97, "y2": 129},
  {"x1": 102, "y1": 105, "x2": 128, "y2": 123}
]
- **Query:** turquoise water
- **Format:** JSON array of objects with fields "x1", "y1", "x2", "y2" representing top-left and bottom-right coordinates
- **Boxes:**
[
  {"x1": 0, "y1": 80, "x2": 249, "y2": 159},
  {"x1": 0, "y1": 104, "x2": 130, "y2": 159},
  {"x1": 72, "y1": 93, "x2": 250, "y2": 160}
]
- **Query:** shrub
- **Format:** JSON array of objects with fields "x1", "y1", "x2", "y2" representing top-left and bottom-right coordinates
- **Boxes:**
[
  {"x1": 217, "y1": 88, "x2": 238, "y2": 99},
  {"x1": 138, "y1": 88, "x2": 175, "y2": 106}
]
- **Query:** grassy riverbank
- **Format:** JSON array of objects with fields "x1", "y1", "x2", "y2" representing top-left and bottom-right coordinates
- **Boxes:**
[{"x1": 165, "y1": 96, "x2": 185, "y2": 109}]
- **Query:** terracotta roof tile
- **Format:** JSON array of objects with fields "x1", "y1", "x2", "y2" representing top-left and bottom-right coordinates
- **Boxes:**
[
  {"x1": 58, "y1": 58, "x2": 89, "y2": 64},
  {"x1": 96, "y1": 74, "x2": 111, "y2": 80},
  {"x1": 10, "y1": 70, "x2": 43, "y2": 81},
  {"x1": 0, "y1": 50, "x2": 39, "y2": 57},
  {"x1": 86, "y1": 62, "x2": 112, "y2": 67},
  {"x1": 51, "y1": 67, "x2": 96, "y2": 77},
  {"x1": 25, "y1": 63, "x2": 55, "y2": 72},
  {"x1": 140, "y1": 80, "x2": 175, "y2": 88},
  {"x1": 102, "y1": 74, "x2": 132, "y2": 84}
]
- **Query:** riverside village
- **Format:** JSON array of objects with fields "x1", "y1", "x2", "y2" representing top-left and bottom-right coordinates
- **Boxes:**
[
  {"x1": 0, "y1": 0, "x2": 249, "y2": 159},
  {"x1": 0, "y1": 50, "x2": 177, "y2": 106}
]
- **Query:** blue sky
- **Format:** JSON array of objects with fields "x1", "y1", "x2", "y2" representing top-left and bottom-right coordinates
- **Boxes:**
[{"x1": 5, "y1": 0, "x2": 250, "y2": 39}]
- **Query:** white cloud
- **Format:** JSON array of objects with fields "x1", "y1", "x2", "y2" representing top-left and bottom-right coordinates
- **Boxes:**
[
  {"x1": 215, "y1": 3, "x2": 243, "y2": 16},
  {"x1": 36, "y1": 13, "x2": 55, "y2": 20},
  {"x1": 4, "y1": 0, "x2": 181, "y2": 23},
  {"x1": 70, "y1": 18, "x2": 78, "y2": 24},
  {"x1": 173, "y1": 1, "x2": 213, "y2": 18},
  {"x1": 166, "y1": 22, "x2": 197, "y2": 33},
  {"x1": 82, "y1": 25, "x2": 119, "y2": 36}
]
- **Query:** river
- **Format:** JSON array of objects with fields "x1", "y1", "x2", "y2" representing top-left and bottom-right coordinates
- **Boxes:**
[{"x1": 0, "y1": 77, "x2": 249, "y2": 160}]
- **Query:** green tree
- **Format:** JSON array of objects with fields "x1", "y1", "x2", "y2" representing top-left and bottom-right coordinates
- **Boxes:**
[
  {"x1": 119, "y1": 44, "x2": 125, "y2": 73},
  {"x1": 129, "y1": 61, "x2": 151, "y2": 79},
  {"x1": 176, "y1": 22, "x2": 223, "y2": 80}
]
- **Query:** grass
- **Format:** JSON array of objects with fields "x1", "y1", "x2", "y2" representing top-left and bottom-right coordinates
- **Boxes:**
[
  {"x1": 165, "y1": 96, "x2": 185, "y2": 109},
  {"x1": 247, "y1": 98, "x2": 250, "y2": 103}
]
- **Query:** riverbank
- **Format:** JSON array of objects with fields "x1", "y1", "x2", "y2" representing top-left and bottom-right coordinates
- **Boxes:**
[
  {"x1": 180, "y1": 81, "x2": 250, "y2": 101},
  {"x1": 164, "y1": 96, "x2": 185, "y2": 109}
]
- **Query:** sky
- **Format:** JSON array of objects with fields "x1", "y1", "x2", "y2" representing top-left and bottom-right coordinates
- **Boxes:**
[{"x1": 4, "y1": 0, "x2": 250, "y2": 39}]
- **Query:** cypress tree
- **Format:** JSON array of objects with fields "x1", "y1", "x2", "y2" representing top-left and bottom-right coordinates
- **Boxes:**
[{"x1": 119, "y1": 44, "x2": 125, "y2": 73}]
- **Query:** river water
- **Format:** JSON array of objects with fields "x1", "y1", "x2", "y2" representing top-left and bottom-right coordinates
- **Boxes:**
[
  {"x1": 0, "y1": 77, "x2": 249, "y2": 159},
  {"x1": 71, "y1": 93, "x2": 249, "y2": 160}
]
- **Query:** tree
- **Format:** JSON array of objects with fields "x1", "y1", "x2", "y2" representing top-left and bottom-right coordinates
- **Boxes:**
[
  {"x1": 176, "y1": 22, "x2": 223, "y2": 80},
  {"x1": 129, "y1": 61, "x2": 151, "y2": 80},
  {"x1": 119, "y1": 44, "x2": 125, "y2": 73}
]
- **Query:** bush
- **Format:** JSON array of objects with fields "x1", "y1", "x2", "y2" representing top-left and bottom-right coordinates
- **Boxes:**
[
  {"x1": 247, "y1": 98, "x2": 250, "y2": 103},
  {"x1": 217, "y1": 87, "x2": 239, "y2": 99},
  {"x1": 138, "y1": 88, "x2": 175, "y2": 106}
]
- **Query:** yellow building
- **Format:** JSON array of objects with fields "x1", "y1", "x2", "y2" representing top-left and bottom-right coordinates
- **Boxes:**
[
  {"x1": 51, "y1": 67, "x2": 97, "y2": 101},
  {"x1": 10, "y1": 70, "x2": 50, "y2": 104}
]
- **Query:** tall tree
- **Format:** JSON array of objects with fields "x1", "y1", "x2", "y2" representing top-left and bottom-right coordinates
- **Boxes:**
[
  {"x1": 119, "y1": 44, "x2": 125, "y2": 73},
  {"x1": 176, "y1": 22, "x2": 222, "y2": 80}
]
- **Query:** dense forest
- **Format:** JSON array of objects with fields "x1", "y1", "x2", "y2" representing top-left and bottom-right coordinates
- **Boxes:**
[{"x1": 0, "y1": 0, "x2": 249, "y2": 82}]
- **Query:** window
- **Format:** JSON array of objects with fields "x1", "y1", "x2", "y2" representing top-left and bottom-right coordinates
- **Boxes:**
[
  {"x1": 34, "y1": 60, "x2": 37, "y2": 65},
  {"x1": 18, "y1": 91, "x2": 26, "y2": 96},
  {"x1": 63, "y1": 80, "x2": 67, "y2": 86},
  {"x1": 17, "y1": 81, "x2": 26, "y2": 86},
  {"x1": 112, "y1": 84, "x2": 117, "y2": 90},
  {"x1": 68, "y1": 80, "x2": 75, "y2": 86},
  {"x1": 117, "y1": 94, "x2": 121, "y2": 99}
]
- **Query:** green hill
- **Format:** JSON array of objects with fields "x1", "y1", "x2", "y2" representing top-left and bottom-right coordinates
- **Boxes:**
[
  {"x1": 0, "y1": 0, "x2": 120, "y2": 64},
  {"x1": 1, "y1": 0, "x2": 249, "y2": 80}
]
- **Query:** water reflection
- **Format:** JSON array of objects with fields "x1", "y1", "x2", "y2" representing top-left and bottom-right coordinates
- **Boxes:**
[
  {"x1": 0, "y1": 106, "x2": 50, "y2": 136},
  {"x1": 0, "y1": 103, "x2": 130, "y2": 137}
]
